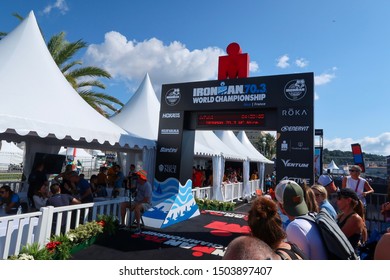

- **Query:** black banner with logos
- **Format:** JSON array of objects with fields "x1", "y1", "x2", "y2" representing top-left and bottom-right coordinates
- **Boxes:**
[{"x1": 156, "y1": 72, "x2": 314, "y2": 185}]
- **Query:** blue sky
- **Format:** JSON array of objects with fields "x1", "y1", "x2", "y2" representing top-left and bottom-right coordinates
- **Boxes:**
[{"x1": 1, "y1": 0, "x2": 389, "y2": 156}]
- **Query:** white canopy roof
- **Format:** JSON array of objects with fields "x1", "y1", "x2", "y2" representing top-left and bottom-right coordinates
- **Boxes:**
[
  {"x1": 110, "y1": 73, "x2": 160, "y2": 140},
  {"x1": 0, "y1": 141, "x2": 23, "y2": 154},
  {"x1": 327, "y1": 160, "x2": 339, "y2": 170},
  {"x1": 0, "y1": 11, "x2": 154, "y2": 150},
  {"x1": 58, "y1": 147, "x2": 93, "y2": 159},
  {"x1": 195, "y1": 131, "x2": 246, "y2": 161},
  {"x1": 236, "y1": 131, "x2": 274, "y2": 164},
  {"x1": 214, "y1": 130, "x2": 266, "y2": 162},
  {"x1": 0, "y1": 141, "x2": 24, "y2": 167},
  {"x1": 110, "y1": 72, "x2": 246, "y2": 161}
]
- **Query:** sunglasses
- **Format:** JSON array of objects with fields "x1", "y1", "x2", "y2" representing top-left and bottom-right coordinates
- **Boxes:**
[
  {"x1": 0, "y1": 191, "x2": 5, "y2": 194},
  {"x1": 349, "y1": 170, "x2": 358, "y2": 173}
]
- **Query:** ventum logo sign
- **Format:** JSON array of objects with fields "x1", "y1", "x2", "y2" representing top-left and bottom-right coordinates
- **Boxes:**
[{"x1": 281, "y1": 159, "x2": 309, "y2": 168}]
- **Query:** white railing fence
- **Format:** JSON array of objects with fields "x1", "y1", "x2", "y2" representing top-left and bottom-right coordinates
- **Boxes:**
[
  {"x1": 192, "y1": 186, "x2": 212, "y2": 200},
  {"x1": 0, "y1": 197, "x2": 126, "y2": 259},
  {"x1": 191, "y1": 179, "x2": 261, "y2": 202},
  {"x1": 0, "y1": 180, "x2": 27, "y2": 193}
]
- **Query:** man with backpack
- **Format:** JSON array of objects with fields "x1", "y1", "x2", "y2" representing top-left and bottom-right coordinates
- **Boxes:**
[
  {"x1": 275, "y1": 180, "x2": 328, "y2": 259},
  {"x1": 275, "y1": 179, "x2": 358, "y2": 260}
]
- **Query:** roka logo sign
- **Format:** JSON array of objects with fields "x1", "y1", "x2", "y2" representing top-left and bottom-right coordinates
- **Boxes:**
[{"x1": 281, "y1": 108, "x2": 308, "y2": 117}]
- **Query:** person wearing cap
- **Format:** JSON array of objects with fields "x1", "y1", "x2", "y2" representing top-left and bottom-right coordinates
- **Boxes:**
[
  {"x1": 342, "y1": 165, "x2": 374, "y2": 206},
  {"x1": 275, "y1": 180, "x2": 327, "y2": 260},
  {"x1": 317, "y1": 174, "x2": 337, "y2": 195},
  {"x1": 248, "y1": 197, "x2": 308, "y2": 260},
  {"x1": 336, "y1": 188, "x2": 367, "y2": 253},
  {"x1": 120, "y1": 169, "x2": 152, "y2": 233}
]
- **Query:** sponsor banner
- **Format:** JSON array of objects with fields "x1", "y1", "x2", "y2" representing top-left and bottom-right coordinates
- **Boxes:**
[
  {"x1": 280, "y1": 125, "x2": 310, "y2": 132},
  {"x1": 281, "y1": 176, "x2": 312, "y2": 185},
  {"x1": 156, "y1": 73, "x2": 314, "y2": 185},
  {"x1": 279, "y1": 140, "x2": 311, "y2": 152},
  {"x1": 160, "y1": 147, "x2": 178, "y2": 153},
  {"x1": 284, "y1": 79, "x2": 307, "y2": 101},
  {"x1": 157, "y1": 163, "x2": 178, "y2": 174},
  {"x1": 161, "y1": 112, "x2": 181, "y2": 119},
  {"x1": 280, "y1": 107, "x2": 309, "y2": 118},
  {"x1": 160, "y1": 73, "x2": 314, "y2": 111},
  {"x1": 314, "y1": 147, "x2": 323, "y2": 178},
  {"x1": 280, "y1": 159, "x2": 309, "y2": 168},
  {"x1": 351, "y1": 143, "x2": 365, "y2": 172}
]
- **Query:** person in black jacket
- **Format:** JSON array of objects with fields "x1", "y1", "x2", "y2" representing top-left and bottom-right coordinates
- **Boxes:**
[{"x1": 27, "y1": 162, "x2": 48, "y2": 209}]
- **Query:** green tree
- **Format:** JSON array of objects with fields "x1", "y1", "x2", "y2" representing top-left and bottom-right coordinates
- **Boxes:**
[
  {"x1": 1, "y1": 14, "x2": 123, "y2": 117},
  {"x1": 47, "y1": 32, "x2": 123, "y2": 117},
  {"x1": 254, "y1": 132, "x2": 276, "y2": 159}
]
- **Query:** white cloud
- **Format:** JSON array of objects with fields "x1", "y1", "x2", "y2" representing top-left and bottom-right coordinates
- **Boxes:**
[
  {"x1": 249, "y1": 61, "x2": 259, "y2": 73},
  {"x1": 43, "y1": 0, "x2": 69, "y2": 15},
  {"x1": 85, "y1": 32, "x2": 263, "y2": 98},
  {"x1": 295, "y1": 58, "x2": 308, "y2": 68},
  {"x1": 314, "y1": 71, "x2": 336, "y2": 86},
  {"x1": 324, "y1": 132, "x2": 390, "y2": 156},
  {"x1": 276, "y1": 54, "x2": 290, "y2": 68}
]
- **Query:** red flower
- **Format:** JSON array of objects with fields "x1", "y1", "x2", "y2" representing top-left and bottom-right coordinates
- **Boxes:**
[
  {"x1": 46, "y1": 241, "x2": 61, "y2": 253},
  {"x1": 97, "y1": 220, "x2": 105, "y2": 227}
]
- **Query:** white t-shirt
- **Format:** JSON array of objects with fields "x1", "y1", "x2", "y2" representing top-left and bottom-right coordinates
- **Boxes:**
[
  {"x1": 345, "y1": 176, "x2": 367, "y2": 204},
  {"x1": 286, "y1": 217, "x2": 328, "y2": 260}
]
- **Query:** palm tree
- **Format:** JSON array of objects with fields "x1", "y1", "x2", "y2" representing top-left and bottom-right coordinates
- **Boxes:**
[
  {"x1": 2, "y1": 14, "x2": 123, "y2": 117},
  {"x1": 254, "y1": 132, "x2": 276, "y2": 159},
  {"x1": 47, "y1": 32, "x2": 123, "y2": 117}
]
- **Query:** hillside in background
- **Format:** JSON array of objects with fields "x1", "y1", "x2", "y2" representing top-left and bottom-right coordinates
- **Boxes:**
[{"x1": 323, "y1": 149, "x2": 386, "y2": 166}]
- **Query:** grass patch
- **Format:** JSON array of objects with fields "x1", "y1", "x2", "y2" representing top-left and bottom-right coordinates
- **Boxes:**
[{"x1": 0, "y1": 173, "x2": 24, "y2": 181}]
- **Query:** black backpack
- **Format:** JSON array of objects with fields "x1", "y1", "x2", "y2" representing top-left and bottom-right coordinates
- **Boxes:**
[{"x1": 297, "y1": 209, "x2": 359, "y2": 260}]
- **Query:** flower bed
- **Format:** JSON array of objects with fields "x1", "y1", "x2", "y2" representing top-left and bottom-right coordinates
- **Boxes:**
[
  {"x1": 8, "y1": 214, "x2": 119, "y2": 260},
  {"x1": 195, "y1": 198, "x2": 235, "y2": 211}
]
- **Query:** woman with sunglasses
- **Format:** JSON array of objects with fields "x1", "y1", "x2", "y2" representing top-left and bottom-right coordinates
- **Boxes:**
[
  {"x1": 336, "y1": 188, "x2": 367, "y2": 253},
  {"x1": 311, "y1": 184, "x2": 337, "y2": 220},
  {"x1": 0, "y1": 185, "x2": 20, "y2": 214},
  {"x1": 341, "y1": 165, "x2": 374, "y2": 206}
]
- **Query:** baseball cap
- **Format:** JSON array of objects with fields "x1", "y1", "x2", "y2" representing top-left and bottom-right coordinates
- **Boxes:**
[
  {"x1": 317, "y1": 174, "x2": 333, "y2": 187},
  {"x1": 136, "y1": 170, "x2": 148, "y2": 181},
  {"x1": 275, "y1": 180, "x2": 308, "y2": 217}
]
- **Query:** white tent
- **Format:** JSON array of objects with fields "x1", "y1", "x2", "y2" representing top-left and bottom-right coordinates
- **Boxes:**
[
  {"x1": 236, "y1": 131, "x2": 274, "y2": 164},
  {"x1": 327, "y1": 160, "x2": 339, "y2": 171},
  {"x1": 109, "y1": 72, "x2": 247, "y2": 185},
  {"x1": 236, "y1": 131, "x2": 274, "y2": 191},
  {"x1": 195, "y1": 131, "x2": 246, "y2": 161},
  {"x1": 110, "y1": 73, "x2": 160, "y2": 180},
  {"x1": 59, "y1": 147, "x2": 93, "y2": 159},
  {"x1": 110, "y1": 73, "x2": 160, "y2": 141},
  {"x1": 0, "y1": 141, "x2": 24, "y2": 170},
  {"x1": 215, "y1": 130, "x2": 261, "y2": 199},
  {"x1": 0, "y1": 11, "x2": 155, "y2": 177},
  {"x1": 195, "y1": 130, "x2": 246, "y2": 200}
]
